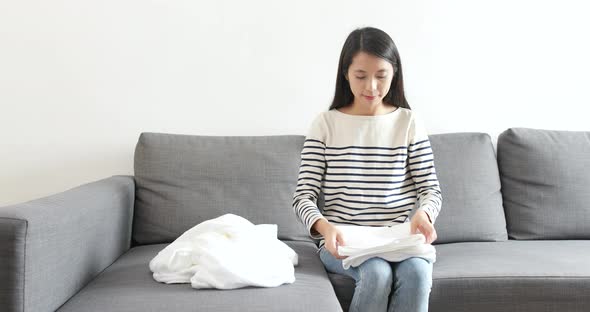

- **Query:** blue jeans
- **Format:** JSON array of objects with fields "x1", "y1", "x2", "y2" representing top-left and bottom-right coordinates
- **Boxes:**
[{"x1": 319, "y1": 246, "x2": 433, "y2": 312}]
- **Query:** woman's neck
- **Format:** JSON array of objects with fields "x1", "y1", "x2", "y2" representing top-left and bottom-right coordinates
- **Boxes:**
[{"x1": 341, "y1": 102, "x2": 397, "y2": 116}]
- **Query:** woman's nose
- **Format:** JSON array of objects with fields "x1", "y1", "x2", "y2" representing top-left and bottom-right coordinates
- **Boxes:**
[{"x1": 365, "y1": 78, "x2": 378, "y2": 92}]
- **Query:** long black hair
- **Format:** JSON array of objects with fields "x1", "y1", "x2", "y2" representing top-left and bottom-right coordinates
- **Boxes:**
[{"x1": 329, "y1": 27, "x2": 411, "y2": 110}]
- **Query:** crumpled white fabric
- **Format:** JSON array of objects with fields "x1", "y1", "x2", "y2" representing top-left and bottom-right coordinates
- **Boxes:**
[
  {"x1": 149, "y1": 213, "x2": 298, "y2": 289},
  {"x1": 336, "y1": 222, "x2": 436, "y2": 269}
]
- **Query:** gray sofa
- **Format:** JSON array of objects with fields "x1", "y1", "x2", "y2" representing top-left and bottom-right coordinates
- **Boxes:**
[{"x1": 1, "y1": 128, "x2": 589, "y2": 312}]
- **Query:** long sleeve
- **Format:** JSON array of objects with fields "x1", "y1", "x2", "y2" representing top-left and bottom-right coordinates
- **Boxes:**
[
  {"x1": 407, "y1": 112, "x2": 443, "y2": 223},
  {"x1": 292, "y1": 114, "x2": 327, "y2": 239}
]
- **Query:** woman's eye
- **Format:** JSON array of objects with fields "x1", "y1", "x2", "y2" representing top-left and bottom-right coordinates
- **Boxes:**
[
  {"x1": 356, "y1": 77, "x2": 365, "y2": 80},
  {"x1": 377, "y1": 76, "x2": 387, "y2": 79}
]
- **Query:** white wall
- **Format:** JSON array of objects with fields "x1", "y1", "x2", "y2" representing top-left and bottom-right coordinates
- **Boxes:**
[{"x1": 1, "y1": 0, "x2": 589, "y2": 206}]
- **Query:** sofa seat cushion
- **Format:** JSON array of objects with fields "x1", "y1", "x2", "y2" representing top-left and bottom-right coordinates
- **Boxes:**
[
  {"x1": 56, "y1": 241, "x2": 342, "y2": 312},
  {"x1": 328, "y1": 240, "x2": 590, "y2": 312}
]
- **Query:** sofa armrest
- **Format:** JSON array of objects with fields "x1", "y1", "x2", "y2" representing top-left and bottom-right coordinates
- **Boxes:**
[{"x1": 0, "y1": 175, "x2": 135, "y2": 312}]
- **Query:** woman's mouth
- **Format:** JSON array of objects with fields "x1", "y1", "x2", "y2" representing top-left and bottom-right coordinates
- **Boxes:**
[{"x1": 364, "y1": 95, "x2": 376, "y2": 101}]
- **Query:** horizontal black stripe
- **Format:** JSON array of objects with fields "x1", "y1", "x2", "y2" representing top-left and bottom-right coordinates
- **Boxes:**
[
  {"x1": 410, "y1": 172, "x2": 436, "y2": 179},
  {"x1": 408, "y1": 145, "x2": 432, "y2": 153},
  {"x1": 325, "y1": 171, "x2": 406, "y2": 178},
  {"x1": 325, "y1": 201, "x2": 415, "y2": 211},
  {"x1": 298, "y1": 170, "x2": 323, "y2": 176},
  {"x1": 325, "y1": 165, "x2": 434, "y2": 177},
  {"x1": 305, "y1": 138, "x2": 325, "y2": 145},
  {"x1": 301, "y1": 158, "x2": 325, "y2": 163},
  {"x1": 295, "y1": 182, "x2": 321, "y2": 191},
  {"x1": 326, "y1": 152, "x2": 407, "y2": 157},
  {"x1": 324, "y1": 207, "x2": 413, "y2": 218},
  {"x1": 324, "y1": 176, "x2": 414, "y2": 184},
  {"x1": 302, "y1": 145, "x2": 324, "y2": 150},
  {"x1": 325, "y1": 194, "x2": 417, "y2": 205},
  {"x1": 416, "y1": 184, "x2": 440, "y2": 192},
  {"x1": 326, "y1": 144, "x2": 407, "y2": 151},
  {"x1": 409, "y1": 139, "x2": 429, "y2": 147},
  {"x1": 408, "y1": 152, "x2": 433, "y2": 159},
  {"x1": 323, "y1": 187, "x2": 416, "y2": 198},
  {"x1": 293, "y1": 188, "x2": 319, "y2": 197},
  {"x1": 322, "y1": 183, "x2": 415, "y2": 192},
  {"x1": 327, "y1": 165, "x2": 406, "y2": 170},
  {"x1": 324, "y1": 159, "x2": 406, "y2": 164},
  {"x1": 297, "y1": 176, "x2": 322, "y2": 183},
  {"x1": 300, "y1": 164, "x2": 324, "y2": 170},
  {"x1": 301, "y1": 151, "x2": 325, "y2": 156},
  {"x1": 325, "y1": 216, "x2": 408, "y2": 225},
  {"x1": 414, "y1": 178, "x2": 439, "y2": 185},
  {"x1": 408, "y1": 159, "x2": 433, "y2": 166}
]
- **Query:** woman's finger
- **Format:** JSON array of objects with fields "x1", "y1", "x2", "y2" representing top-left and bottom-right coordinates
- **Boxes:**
[
  {"x1": 419, "y1": 224, "x2": 433, "y2": 243},
  {"x1": 410, "y1": 220, "x2": 419, "y2": 234},
  {"x1": 336, "y1": 232, "x2": 346, "y2": 246},
  {"x1": 418, "y1": 224, "x2": 429, "y2": 235}
]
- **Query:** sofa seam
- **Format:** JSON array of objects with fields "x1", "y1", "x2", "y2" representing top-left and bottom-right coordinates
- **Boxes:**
[
  {"x1": 53, "y1": 248, "x2": 128, "y2": 311},
  {"x1": 435, "y1": 276, "x2": 590, "y2": 280},
  {"x1": 0, "y1": 217, "x2": 27, "y2": 222}
]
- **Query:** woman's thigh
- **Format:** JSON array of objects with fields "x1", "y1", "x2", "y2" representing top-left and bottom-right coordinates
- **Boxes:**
[
  {"x1": 392, "y1": 257, "x2": 433, "y2": 286},
  {"x1": 318, "y1": 246, "x2": 360, "y2": 281},
  {"x1": 319, "y1": 246, "x2": 395, "y2": 281}
]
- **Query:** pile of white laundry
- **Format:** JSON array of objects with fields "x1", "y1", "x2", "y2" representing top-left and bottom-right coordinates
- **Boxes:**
[
  {"x1": 149, "y1": 213, "x2": 298, "y2": 289},
  {"x1": 335, "y1": 222, "x2": 436, "y2": 269}
]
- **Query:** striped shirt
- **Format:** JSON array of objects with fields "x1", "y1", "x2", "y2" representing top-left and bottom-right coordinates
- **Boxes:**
[{"x1": 292, "y1": 107, "x2": 442, "y2": 250}]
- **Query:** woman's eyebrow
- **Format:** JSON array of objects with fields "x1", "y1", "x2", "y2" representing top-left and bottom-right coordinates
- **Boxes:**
[{"x1": 353, "y1": 69, "x2": 388, "y2": 73}]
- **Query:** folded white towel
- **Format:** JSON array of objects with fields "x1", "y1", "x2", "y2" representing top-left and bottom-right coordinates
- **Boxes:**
[
  {"x1": 336, "y1": 223, "x2": 436, "y2": 269},
  {"x1": 149, "y1": 213, "x2": 298, "y2": 289}
]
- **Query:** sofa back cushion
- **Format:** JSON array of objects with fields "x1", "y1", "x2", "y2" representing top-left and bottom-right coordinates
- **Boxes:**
[
  {"x1": 497, "y1": 128, "x2": 590, "y2": 239},
  {"x1": 132, "y1": 133, "x2": 312, "y2": 245},
  {"x1": 429, "y1": 133, "x2": 508, "y2": 244}
]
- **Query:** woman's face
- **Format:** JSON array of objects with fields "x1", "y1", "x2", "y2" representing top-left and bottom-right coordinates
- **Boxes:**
[{"x1": 346, "y1": 51, "x2": 395, "y2": 106}]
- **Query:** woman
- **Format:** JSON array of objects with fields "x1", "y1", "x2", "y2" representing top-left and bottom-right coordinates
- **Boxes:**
[{"x1": 292, "y1": 26, "x2": 442, "y2": 312}]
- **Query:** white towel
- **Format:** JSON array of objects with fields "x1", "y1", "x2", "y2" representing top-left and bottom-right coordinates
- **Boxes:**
[
  {"x1": 336, "y1": 223, "x2": 436, "y2": 269},
  {"x1": 149, "y1": 213, "x2": 298, "y2": 289}
]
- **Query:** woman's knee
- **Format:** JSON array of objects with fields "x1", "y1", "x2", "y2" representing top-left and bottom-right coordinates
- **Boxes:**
[
  {"x1": 394, "y1": 257, "x2": 432, "y2": 291},
  {"x1": 357, "y1": 257, "x2": 393, "y2": 288}
]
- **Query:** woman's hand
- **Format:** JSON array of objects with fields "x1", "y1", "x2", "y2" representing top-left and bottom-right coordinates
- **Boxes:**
[
  {"x1": 313, "y1": 219, "x2": 348, "y2": 259},
  {"x1": 411, "y1": 210, "x2": 437, "y2": 244}
]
